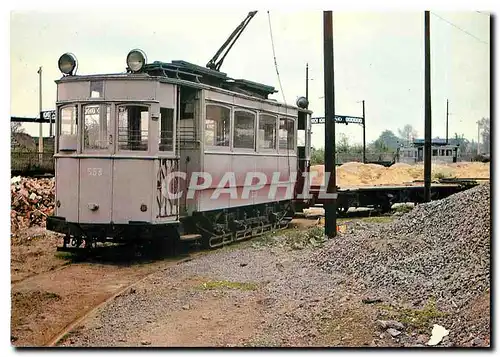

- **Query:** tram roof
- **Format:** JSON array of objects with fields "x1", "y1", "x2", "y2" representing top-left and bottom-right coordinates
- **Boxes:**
[
  {"x1": 143, "y1": 60, "x2": 278, "y2": 100},
  {"x1": 413, "y1": 138, "x2": 460, "y2": 146}
]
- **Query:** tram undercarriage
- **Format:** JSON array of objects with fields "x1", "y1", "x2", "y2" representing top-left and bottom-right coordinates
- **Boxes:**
[{"x1": 47, "y1": 201, "x2": 295, "y2": 252}]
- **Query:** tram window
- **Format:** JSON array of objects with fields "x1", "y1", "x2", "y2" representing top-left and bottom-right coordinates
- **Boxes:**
[
  {"x1": 446, "y1": 149, "x2": 452, "y2": 156},
  {"x1": 432, "y1": 149, "x2": 438, "y2": 156},
  {"x1": 90, "y1": 81, "x2": 103, "y2": 98},
  {"x1": 60, "y1": 106, "x2": 77, "y2": 136},
  {"x1": 159, "y1": 108, "x2": 174, "y2": 151},
  {"x1": 117, "y1": 105, "x2": 149, "y2": 151},
  {"x1": 205, "y1": 104, "x2": 230, "y2": 147},
  {"x1": 279, "y1": 118, "x2": 295, "y2": 151},
  {"x1": 83, "y1": 104, "x2": 111, "y2": 150},
  {"x1": 234, "y1": 110, "x2": 256, "y2": 149},
  {"x1": 259, "y1": 114, "x2": 277, "y2": 150},
  {"x1": 440, "y1": 149, "x2": 445, "y2": 156}
]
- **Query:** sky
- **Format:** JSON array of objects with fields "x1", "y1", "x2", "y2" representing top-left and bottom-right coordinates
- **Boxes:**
[{"x1": 9, "y1": 8, "x2": 491, "y2": 148}]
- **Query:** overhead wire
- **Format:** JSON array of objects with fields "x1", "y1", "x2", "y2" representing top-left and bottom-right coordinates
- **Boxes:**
[
  {"x1": 267, "y1": 11, "x2": 292, "y2": 191},
  {"x1": 430, "y1": 12, "x2": 489, "y2": 45},
  {"x1": 267, "y1": 11, "x2": 287, "y2": 104}
]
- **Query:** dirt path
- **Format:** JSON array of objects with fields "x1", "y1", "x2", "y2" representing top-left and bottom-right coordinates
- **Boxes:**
[
  {"x1": 10, "y1": 228, "x2": 197, "y2": 347},
  {"x1": 11, "y1": 258, "x2": 191, "y2": 347},
  {"x1": 11, "y1": 218, "x2": 399, "y2": 348},
  {"x1": 51, "y1": 222, "x2": 400, "y2": 348}
]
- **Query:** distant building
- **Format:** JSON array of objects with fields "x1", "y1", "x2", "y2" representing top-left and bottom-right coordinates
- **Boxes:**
[{"x1": 396, "y1": 138, "x2": 460, "y2": 164}]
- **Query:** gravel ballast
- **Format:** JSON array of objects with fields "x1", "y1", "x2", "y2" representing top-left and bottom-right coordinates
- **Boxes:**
[
  {"x1": 315, "y1": 183, "x2": 491, "y2": 346},
  {"x1": 55, "y1": 184, "x2": 490, "y2": 347}
]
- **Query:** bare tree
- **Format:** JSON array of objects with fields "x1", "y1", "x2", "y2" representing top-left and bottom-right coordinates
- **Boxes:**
[
  {"x1": 336, "y1": 133, "x2": 350, "y2": 153},
  {"x1": 398, "y1": 124, "x2": 418, "y2": 146},
  {"x1": 11, "y1": 122, "x2": 25, "y2": 134},
  {"x1": 478, "y1": 117, "x2": 490, "y2": 154}
]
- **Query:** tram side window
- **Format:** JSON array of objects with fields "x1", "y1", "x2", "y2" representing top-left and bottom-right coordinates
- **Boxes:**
[
  {"x1": 83, "y1": 104, "x2": 111, "y2": 150},
  {"x1": 58, "y1": 105, "x2": 78, "y2": 152},
  {"x1": 60, "y1": 106, "x2": 77, "y2": 136},
  {"x1": 234, "y1": 110, "x2": 256, "y2": 149},
  {"x1": 279, "y1": 118, "x2": 295, "y2": 151},
  {"x1": 159, "y1": 108, "x2": 174, "y2": 151},
  {"x1": 446, "y1": 149, "x2": 452, "y2": 156},
  {"x1": 205, "y1": 104, "x2": 230, "y2": 147},
  {"x1": 259, "y1": 114, "x2": 277, "y2": 150},
  {"x1": 118, "y1": 105, "x2": 149, "y2": 151},
  {"x1": 432, "y1": 149, "x2": 438, "y2": 156}
]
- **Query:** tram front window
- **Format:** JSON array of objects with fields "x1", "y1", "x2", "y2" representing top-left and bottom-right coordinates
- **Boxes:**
[
  {"x1": 118, "y1": 105, "x2": 149, "y2": 151},
  {"x1": 83, "y1": 104, "x2": 111, "y2": 150}
]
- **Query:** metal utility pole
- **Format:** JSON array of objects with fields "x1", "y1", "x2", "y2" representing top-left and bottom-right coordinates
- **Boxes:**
[
  {"x1": 362, "y1": 100, "x2": 366, "y2": 163},
  {"x1": 445, "y1": 99, "x2": 449, "y2": 144},
  {"x1": 305, "y1": 63, "x2": 309, "y2": 101},
  {"x1": 323, "y1": 11, "x2": 337, "y2": 238},
  {"x1": 424, "y1": 11, "x2": 432, "y2": 202},
  {"x1": 37, "y1": 66, "x2": 44, "y2": 162}
]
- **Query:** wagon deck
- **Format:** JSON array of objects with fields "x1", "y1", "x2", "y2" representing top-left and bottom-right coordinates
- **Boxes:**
[{"x1": 305, "y1": 178, "x2": 484, "y2": 214}]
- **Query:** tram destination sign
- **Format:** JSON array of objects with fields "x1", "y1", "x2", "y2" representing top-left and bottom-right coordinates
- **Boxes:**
[
  {"x1": 311, "y1": 115, "x2": 364, "y2": 125},
  {"x1": 39, "y1": 106, "x2": 101, "y2": 121},
  {"x1": 41, "y1": 110, "x2": 56, "y2": 121}
]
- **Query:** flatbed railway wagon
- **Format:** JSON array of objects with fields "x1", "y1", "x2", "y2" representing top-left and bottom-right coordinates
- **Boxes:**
[
  {"x1": 46, "y1": 50, "x2": 313, "y2": 250},
  {"x1": 302, "y1": 178, "x2": 482, "y2": 215}
]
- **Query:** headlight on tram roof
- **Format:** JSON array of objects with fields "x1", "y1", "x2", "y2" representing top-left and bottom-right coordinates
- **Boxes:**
[
  {"x1": 126, "y1": 49, "x2": 147, "y2": 73},
  {"x1": 58, "y1": 53, "x2": 78, "y2": 75}
]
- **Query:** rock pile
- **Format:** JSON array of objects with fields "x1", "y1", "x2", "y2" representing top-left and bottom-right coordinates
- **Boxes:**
[
  {"x1": 10, "y1": 176, "x2": 55, "y2": 234},
  {"x1": 315, "y1": 183, "x2": 490, "y2": 345}
]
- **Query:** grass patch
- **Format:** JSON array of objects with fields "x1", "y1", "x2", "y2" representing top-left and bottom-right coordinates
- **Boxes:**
[
  {"x1": 361, "y1": 216, "x2": 394, "y2": 224},
  {"x1": 252, "y1": 225, "x2": 327, "y2": 250},
  {"x1": 54, "y1": 251, "x2": 75, "y2": 260},
  {"x1": 379, "y1": 299, "x2": 448, "y2": 332},
  {"x1": 198, "y1": 280, "x2": 258, "y2": 291},
  {"x1": 393, "y1": 204, "x2": 414, "y2": 214},
  {"x1": 433, "y1": 171, "x2": 455, "y2": 180}
]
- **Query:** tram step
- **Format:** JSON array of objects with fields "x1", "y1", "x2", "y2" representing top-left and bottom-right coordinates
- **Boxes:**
[{"x1": 180, "y1": 234, "x2": 202, "y2": 242}]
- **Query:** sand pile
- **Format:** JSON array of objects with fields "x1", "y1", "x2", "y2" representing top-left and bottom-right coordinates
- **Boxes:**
[{"x1": 310, "y1": 162, "x2": 490, "y2": 187}]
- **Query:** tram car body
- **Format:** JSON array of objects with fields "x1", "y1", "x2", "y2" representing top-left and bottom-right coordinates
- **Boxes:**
[
  {"x1": 397, "y1": 143, "x2": 459, "y2": 164},
  {"x1": 47, "y1": 50, "x2": 312, "y2": 249}
]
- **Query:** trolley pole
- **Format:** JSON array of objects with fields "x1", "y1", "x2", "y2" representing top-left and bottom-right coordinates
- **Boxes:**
[
  {"x1": 362, "y1": 100, "x2": 366, "y2": 163},
  {"x1": 424, "y1": 11, "x2": 432, "y2": 202},
  {"x1": 323, "y1": 11, "x2": 337, "y2": 238},
  {"x1": 37, "y1": 66, "x2": 44, "y2": 163}
]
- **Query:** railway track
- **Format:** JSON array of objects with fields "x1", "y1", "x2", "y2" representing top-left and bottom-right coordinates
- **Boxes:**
[
  {"x1": 46, "y1": 255, "x2": 196, "y2": 347},
  {"x1": 12, "y1": 219, "x2": 301, "y2": 347}
]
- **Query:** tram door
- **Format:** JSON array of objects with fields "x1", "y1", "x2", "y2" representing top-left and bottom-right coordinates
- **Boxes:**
[
  {"x1": 417, "y1": 147, "x2": 423, "y2": 162},
  {"x1": 78, "y1": 104, "x2": 154, "y2": 224},
  {"x1": 78, "y1": 104, "x2": 115, "y2": 224},
  {"x1": 295, "y1": 111, "x2": 311, "y2": 195}
]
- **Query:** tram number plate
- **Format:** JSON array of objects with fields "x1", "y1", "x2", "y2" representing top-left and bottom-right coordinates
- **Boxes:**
[{"x1": 88, "y1": 168, "x2": 103, "y2": 176}]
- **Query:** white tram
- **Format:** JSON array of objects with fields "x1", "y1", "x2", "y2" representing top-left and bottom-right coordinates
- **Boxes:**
[
  {"x1": 397, "y1": 141, "x2": 459, "y2": 165},
  {"x1": 47, "y1": 50, "x2": 312, "y2": 250}
]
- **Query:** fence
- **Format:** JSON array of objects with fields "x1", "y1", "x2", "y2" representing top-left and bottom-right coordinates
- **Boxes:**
[{"x1": 11, "y1": 151, "x2": 55, "y2": 176}]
